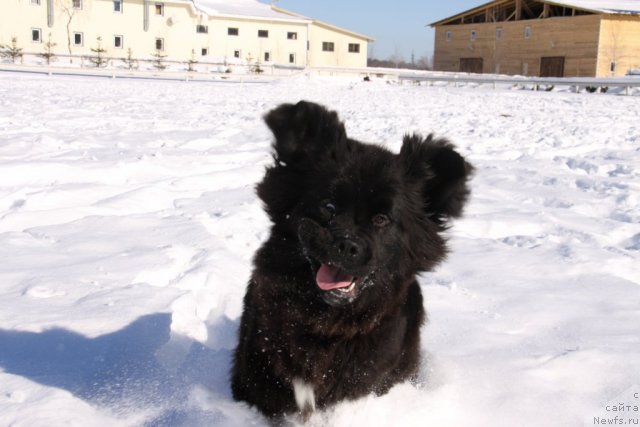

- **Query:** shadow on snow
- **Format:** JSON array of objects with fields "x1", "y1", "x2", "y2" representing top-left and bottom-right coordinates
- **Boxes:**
[{"x1": 0, "y1": 313, "x2": 236, "y2": 425}]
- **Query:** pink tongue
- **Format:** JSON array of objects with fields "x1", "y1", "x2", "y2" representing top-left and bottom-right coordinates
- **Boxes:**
[{"x1": 316, "y1": 264, "x2": 354, "y2": 291}]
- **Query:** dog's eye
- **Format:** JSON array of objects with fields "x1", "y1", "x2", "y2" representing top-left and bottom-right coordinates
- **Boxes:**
[
  {"x1": 372, "y1": 214, "x2": 390, "y2": 227},
  {"x1": 320, "y1": 200, "x2": 336, "y2": 218},
  {"x1": 325, "y1": 202, "x2": 336, "y2": 213}
]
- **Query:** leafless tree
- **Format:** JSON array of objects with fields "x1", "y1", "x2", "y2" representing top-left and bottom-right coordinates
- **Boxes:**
[
  {"x1": 607, "y1": 24, "x2": 622, "y2": 75},
  {"x1": 56, "y1": 0, "x2": 77, "y2": 62}
]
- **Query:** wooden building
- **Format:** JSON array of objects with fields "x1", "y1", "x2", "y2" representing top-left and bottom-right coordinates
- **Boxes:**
[{"x1": 431, "y1": 0, "x2": 640, "y2": 77}]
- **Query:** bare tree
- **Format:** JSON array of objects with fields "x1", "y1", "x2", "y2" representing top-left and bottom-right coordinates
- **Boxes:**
[
  {"x1": 368, "y1": 51, "x2": 432, "y2": 71},
  {"x1": 388, "y1": 45, "x2": 404, "y2": 68},
  {"x1": 607, "y1": 24, "x2": 621, "y2": 76},
  {"x1": 56, "y1": 0, "x2": 77, "y2": 62},
  {"x1": 415, "y1": 55, "x2": 432, "y2": 70}
]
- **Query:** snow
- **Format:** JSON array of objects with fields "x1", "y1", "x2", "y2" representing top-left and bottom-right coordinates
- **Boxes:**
[
  {"x1": 0, "y1": 72, "x2": 639, "y2": 426},
  {"x1": 552, "y1": 0, "x2": 640, "y2": 14},
  {"x1": 190, "y1": 0, "x2": 302, "y2": 21}
]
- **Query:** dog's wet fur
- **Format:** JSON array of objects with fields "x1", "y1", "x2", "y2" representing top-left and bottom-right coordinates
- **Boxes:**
[{"x1": 231, "y1": 101, "x2": 472, "y2": 420}]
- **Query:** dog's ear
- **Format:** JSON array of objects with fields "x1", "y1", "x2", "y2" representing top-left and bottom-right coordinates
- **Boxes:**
[
  {"x1": 400, "y1": 134, "x2": 473, "y2": 224},
  {"x1": 263, "y1": 101, "x2": 348, "y2": 169}
]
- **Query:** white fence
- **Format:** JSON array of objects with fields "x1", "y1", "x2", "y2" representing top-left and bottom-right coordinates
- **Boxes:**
[
  {"x1": 0, "y1": 51, "x2": 307, "y2": 82},
  {"x1": 2, "y1": 57, "x2": 639, "y2": 95},
  {"x1": 397, "y1": 72, "x2": 640, "y2": 95}
]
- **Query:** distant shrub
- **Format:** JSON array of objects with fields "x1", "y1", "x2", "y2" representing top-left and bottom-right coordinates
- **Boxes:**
[
  {"x1": 88, "y1": 36, "x2": 108, "y2": 68},
  {"x1": 151, "y1": 50, "x2": 167, "y2": 70},
  {"x1": 39, "y1": 33, "x2": 57, "y2": 65},
  {"x1": 0, "y1": 37, "x2": 23, "y2": 63},
  {"x1": 122, "y1": 48, "x2": 138, "y2": 70},
  {"x1": 186, "y1": 49, "x2": 198, "y2": 72},
  {"x1": 251, "y1": 61, "x2": 264, "y2": 74}
]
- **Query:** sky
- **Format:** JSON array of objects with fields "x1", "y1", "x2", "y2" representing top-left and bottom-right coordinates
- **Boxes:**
[{"x1": 260, "y1": 0, "x2": 483, "y2": 61}]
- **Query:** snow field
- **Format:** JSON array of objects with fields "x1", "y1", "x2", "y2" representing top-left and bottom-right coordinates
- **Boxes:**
[{"x1": 0, "y1": 72, "x2": 638, "y2": 426}]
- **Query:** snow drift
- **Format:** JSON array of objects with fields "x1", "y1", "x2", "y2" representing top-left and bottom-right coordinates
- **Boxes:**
[{"x1": 0, "y1": 72, "x2": 638, "y2": 426}]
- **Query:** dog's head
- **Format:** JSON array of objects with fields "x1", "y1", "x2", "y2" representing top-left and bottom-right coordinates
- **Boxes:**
[{"x1": 259, "y1": 101, "x2": 473, "y2": 307}]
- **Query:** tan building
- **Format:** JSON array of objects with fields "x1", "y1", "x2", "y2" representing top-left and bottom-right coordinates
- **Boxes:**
[
  {"x1": 431, "y1": 0, "x2": 640, "y2": 77},
  {"x1": 0, "y1": 0, "x2": 372, "y2": 69}
]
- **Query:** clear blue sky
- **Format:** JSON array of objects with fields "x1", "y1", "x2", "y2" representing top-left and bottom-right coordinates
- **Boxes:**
[{"x1": 260, "y1": 0, "x2": 483, "y2": 61}]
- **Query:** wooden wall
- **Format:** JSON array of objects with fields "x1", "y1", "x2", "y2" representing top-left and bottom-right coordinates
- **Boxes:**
[
  {"x1": 434, "y1": 14, "x2": 603, "y2": 77},
  {"x1": 598, "y1": 16, "x2": 640, "y2": 77}
]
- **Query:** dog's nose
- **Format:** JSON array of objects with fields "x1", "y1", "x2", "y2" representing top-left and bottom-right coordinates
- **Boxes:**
[{"x1": 336, "y1": 238, "x2": 362, "y2": 259}]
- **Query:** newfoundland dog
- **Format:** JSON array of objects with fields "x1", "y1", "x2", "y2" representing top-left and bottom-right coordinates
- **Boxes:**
[{"x1": 231, "y1": 101, "x2": 472, "y2": 420}]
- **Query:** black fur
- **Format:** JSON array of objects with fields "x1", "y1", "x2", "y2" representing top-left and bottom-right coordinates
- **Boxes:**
[{"x1": 231, "y1": 101, "x2": 473, "y2": 419}]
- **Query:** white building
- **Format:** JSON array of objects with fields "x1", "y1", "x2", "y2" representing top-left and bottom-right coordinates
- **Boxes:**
[{"x1": 0, "y1": 0, "x2": 373, "y2": 69}]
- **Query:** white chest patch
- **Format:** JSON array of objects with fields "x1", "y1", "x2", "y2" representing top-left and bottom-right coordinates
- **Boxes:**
[{"x1": 292, "y1": 378, "x2": 316, "y2": 413}]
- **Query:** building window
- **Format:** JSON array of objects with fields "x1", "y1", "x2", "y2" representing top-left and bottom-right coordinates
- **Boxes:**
[
  {"x1": 446, "y1": 31, "x2": 452, "y2": 42},
  {"x1": 522, "y1": 62, "x2": 529, "y2": 75},
  {"x1": 155, "y1": 38, "x2": 164, "y2": 51},
  {"x1": 228, "y1": 27, "x2": 239, "y2": 36},
  {"x1": 264, "y1": 52, "x2": 271, "y2": 62},
  {"x1": 496, "y1": 27, "x2": 502, "y2": 40},
  {"x1": 114, "y1": 35, "x2": 123, "y2": 48},
  {"x1": 233, "y1": 50, "x2": 240, "y2": 58},
  {"x1": 31, "y1": 28, "x2": 42, "y2": 42},
  {"x1": 201, "y1": 48, "x2": 208, "y2": 56},
  {"x1": 289, "y1": 53, "x2": 296, "y2": 64},
  {"x1": 196, "y1": 25, "x2": 208, "y2": 34},
  {"x1": 322, "y1": 42, "x2": 334, "y2": 52},
  {"x1": 113, "y1": 0, "x2": 122, "y2": 12},
  {"x1": 73, "y1": 0, "x2": 82, "y2": 9},
  {"x1": 470, "y1": 30, "x2": 477, "y2": 41},
  {"x1": 610, "y1": 61, "x2": 616, "y2": 72},
  {"x1": 73, "y1": 32, "x2": 83, "y2": 46},
  {"x1": 287, "y1": 32, "x2": 297, "y2": 40},
  {"x1": 258, "y1": 30, "x2": 268, "y2": 38},
  {"x1": 495, "y1": 64, "x2": 501, "y2": 74},
  {"x1": 524, "y1": 26, "x2": 532, "y2": 39},
  {"x1": 348, "y1": 43, "x2": 360, "y2": 53},
  {"x1": 155, "y1": 3, "x2": 164, "y2": 15}
]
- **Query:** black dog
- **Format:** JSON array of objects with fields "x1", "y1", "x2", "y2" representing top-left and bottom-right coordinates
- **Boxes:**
[{"x1": 231, "y1": 101, "x2": 472, "y2": 420}]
